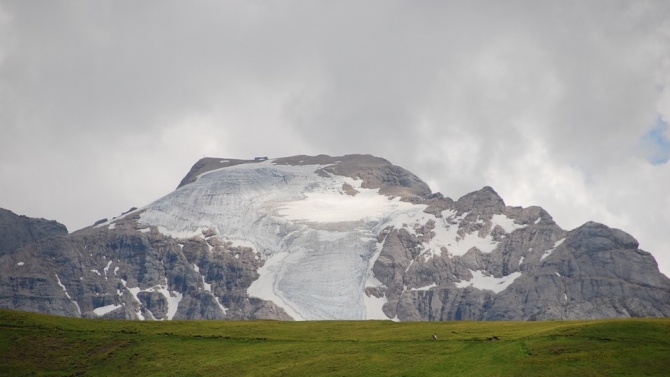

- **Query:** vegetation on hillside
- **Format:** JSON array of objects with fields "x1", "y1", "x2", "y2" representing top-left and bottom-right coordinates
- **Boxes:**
[{"x1": 1, "y1": 309, "x2": 668, "y2": 376}]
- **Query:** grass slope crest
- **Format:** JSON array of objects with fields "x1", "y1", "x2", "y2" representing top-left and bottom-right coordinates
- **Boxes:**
[{"x1": 1, "y1": 309, "x2": 669, "y2": 376}]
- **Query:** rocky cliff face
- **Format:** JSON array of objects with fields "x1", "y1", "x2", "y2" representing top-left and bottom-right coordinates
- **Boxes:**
[
  {"x1": 1, "y1": 154, "x2": 668, "y2": 321},
  {"x1": 0, "y1": 210, "x2": 290, "y2": 320},
  {"x1": 0, "y1": 208, "x2": 68, "y2": 256}
]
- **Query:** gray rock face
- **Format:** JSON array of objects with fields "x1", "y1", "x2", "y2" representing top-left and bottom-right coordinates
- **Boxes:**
[
  {"x1": 377, "y1": 206, "x2": 670, "y2": 320},
  {"x1": 0, "y1": 208, "x2": 68, "y2": 256},
  {"x1": 0, "y1": 154, "x2": 668, "y2": 321},
  {"x1": 0, "y1": 211, "x2": 291, "y2": 320}
]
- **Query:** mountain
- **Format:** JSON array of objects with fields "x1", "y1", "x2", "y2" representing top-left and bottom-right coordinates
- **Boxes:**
[{"x1": 1, "y1": 154, "x2": 669, "y2": 321}]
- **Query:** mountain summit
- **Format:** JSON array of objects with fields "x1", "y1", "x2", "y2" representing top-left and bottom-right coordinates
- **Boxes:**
[{"x1": 1, "y1": 154, "x2": 669, "y2": 320}]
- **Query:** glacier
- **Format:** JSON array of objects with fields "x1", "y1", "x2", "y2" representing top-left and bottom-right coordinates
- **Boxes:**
[{"x1": 136, "y1": 159, "x2": 522, "y2": 320}]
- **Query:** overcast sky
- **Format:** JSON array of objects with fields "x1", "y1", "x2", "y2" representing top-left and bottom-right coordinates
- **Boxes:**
[{"x1": 1, "y1": 1, "x2": 669, "y2": 276}]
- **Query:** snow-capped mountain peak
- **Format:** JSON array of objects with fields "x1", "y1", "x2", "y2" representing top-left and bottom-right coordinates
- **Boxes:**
[{"x1": 1, "y1": 154, "x2": 668, "y2": 321}]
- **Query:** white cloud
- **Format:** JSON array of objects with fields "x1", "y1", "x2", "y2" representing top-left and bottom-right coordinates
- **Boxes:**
[{"x1": 0, "y1": 1, "x2": 669, "y2": 276}]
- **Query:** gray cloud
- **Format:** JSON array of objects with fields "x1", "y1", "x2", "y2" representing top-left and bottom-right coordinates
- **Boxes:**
[{"x1": 1, "y1": 1, "x2": 669, "y2": 275}]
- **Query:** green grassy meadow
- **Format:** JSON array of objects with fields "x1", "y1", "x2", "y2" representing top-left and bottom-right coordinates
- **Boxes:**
[{"x1": 1, "y1": 309, "x2": 668, "y2": 376}]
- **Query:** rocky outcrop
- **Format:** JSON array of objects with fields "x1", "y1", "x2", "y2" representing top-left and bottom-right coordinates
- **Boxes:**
[
  {"x1": 0, "y1": 154, "x2": 668, "y2": 321},
  {"x1": 176, "y1": 157, "x2": 266, "y2": 189},
  {"x1": 179, "y1": 154, "x2": 432, "y2": 200},
  {"x1": 0, "y1": 212, "x2": 291, "y2": 320},
  {"x1": 376, "y1": 213, "x2": 670, "y2": 320},
  {"x1": 0, "y1": 208, "x2": 68, "y2": 256}
]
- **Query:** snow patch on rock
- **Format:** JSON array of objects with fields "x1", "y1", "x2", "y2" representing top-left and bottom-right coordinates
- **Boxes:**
[
  {"x1": 410, "y1": 283, "x2": 437, "y2": 291},
  {"x1": 491, "y1": 214, "x2": 526, "y2": 234},
  {"x1": 455, "y1": 270, "x2": 522, "y2": 294},
  {"x1": 93, "y1": 304, "x2": 121, "y2": 316},
  {"x1": 541, "y1": 238, "x2": 566, "y2": 261}
]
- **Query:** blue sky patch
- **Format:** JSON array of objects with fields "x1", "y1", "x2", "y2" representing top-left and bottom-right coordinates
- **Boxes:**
[{"x1": 641, "y1": 117, "x2": 670, "y2": 165}]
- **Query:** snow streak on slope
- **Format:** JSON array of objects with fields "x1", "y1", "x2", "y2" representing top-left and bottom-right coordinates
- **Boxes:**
[
  {"x1": 138, "y1": 160, "x2": 524, "y2": 320},
  {"x1": 55, "y1": 274, "x2": 81, "y2": 315}
]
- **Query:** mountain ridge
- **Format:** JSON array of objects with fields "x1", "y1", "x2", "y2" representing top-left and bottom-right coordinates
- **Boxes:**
[{"x1": 1, "y1": 154, "x2": 668, "y2": 321}]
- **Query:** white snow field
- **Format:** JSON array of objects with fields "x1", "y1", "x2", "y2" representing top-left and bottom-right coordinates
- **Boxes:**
[{"x1": 137, "y1": 159, "x2": 524, "y2": 320}]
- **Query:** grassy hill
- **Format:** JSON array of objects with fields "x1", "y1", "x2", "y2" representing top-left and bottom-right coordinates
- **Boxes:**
[{"x1": 1, "y1": 309, "x2": 669, "y2": 376}]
